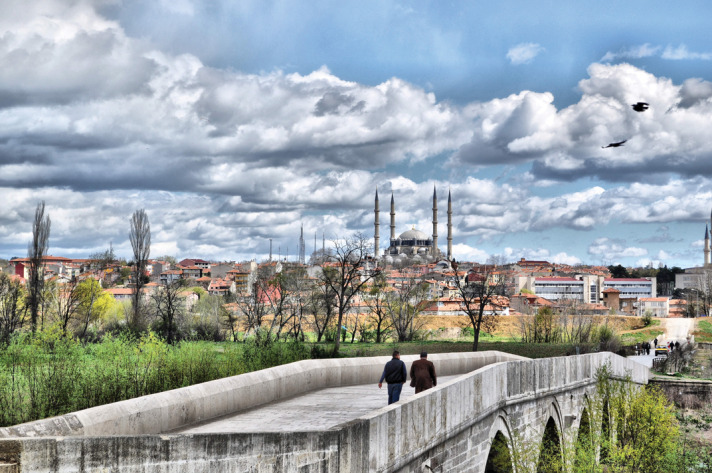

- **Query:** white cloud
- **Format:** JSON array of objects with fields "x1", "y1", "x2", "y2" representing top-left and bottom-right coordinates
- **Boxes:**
[
  {"x1": 661, "y1": 44, "x2": 712, "y2": 61},
  {"x1": 588, "y1": 238, "x2": 647, "y2": 260},
  {"x1": 506, "y1": 43, "x2": 544, "y2": 65},
  {"x1": 600, "y1": 43, "x2": 661, "y2": 62}
]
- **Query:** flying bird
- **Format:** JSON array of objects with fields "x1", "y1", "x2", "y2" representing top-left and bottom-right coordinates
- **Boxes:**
[
  {"x1": 602, "y1": 140, "x2": 627, "y2": 148},
  {"x1": 631, "y1": 102, "x2": 649, "y2": 112}
]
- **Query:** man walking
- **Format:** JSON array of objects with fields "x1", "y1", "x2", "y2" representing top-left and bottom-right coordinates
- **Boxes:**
[
  {"x1": 410, "y1": 352, "x2": 437, "y2": 394},
  {"x1": 378, "y1": 350, "x2": 407, "y2": 404}
]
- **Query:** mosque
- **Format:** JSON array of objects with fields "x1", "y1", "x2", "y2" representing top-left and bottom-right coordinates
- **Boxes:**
[{"x1": 374, "y1": 188, "x2": 452, "y2": 263}]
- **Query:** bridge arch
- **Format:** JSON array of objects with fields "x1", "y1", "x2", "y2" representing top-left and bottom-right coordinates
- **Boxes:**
[{"x1": 484, "y1": 413, "x2": 514, "y2": 473}]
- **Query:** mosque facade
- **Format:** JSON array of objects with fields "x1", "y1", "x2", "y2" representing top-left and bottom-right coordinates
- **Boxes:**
[{"x1": 374, "y1": 188, "x2": 452, "y2": 262}]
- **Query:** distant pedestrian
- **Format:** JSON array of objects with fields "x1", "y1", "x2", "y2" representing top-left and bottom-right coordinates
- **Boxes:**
[
  {"x1": 410, "y1": 352, "x2": 437, "y2": 394},
  {"x1": 378, "y1": 350, "x2": 407, "y2": 405},
  {"x1": 675, "y1": 341, "x2": 680, "y2": 350},
  {"x1": 646, "y1": 342, "x2": 651, "y2": 355},
  {"x1": 654, "y1": 338, "x2": 658, "y2": 347},
  {"x1": 668, "y1": 341, "x2": 673, "y2": 352}
]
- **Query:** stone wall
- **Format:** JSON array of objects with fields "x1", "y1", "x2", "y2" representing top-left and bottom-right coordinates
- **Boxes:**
[{"x1": 649, "y1": 377, "x2": 712, "y2": 409}]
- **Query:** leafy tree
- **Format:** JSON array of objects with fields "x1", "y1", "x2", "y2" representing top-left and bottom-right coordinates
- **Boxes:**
[
  {"x1": 27, "y1": 201, "x2": 50, "y2": 333},
  {"x1": 608, "y1": 264, "x2": 630, "y2": 278},
  {"x1": 75, "y1": 279, "x2": 114, "y2": 338}
]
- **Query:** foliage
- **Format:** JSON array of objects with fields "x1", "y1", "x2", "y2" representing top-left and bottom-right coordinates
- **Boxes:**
[
  {"x1": 0, "y1": 330, "x2": 311, "y2": 427},
  {"x1": 0, "y1": 272, "x2": 27, "y2": 345},
  {"x1": 27, "y1": 200, "x2": 51, "y2": 333},
  {"x1": 641, "y1": 311, "x2": 653, "y2": 327},
  {"x1": 503, "y1": 364, "x2": 682, "y2": 473}
]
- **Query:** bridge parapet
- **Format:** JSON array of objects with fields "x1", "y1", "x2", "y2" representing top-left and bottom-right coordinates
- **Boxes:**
[
  {"x1": 0, "y1": 352, "x2": 647, "y2": 472},
  {"x1": 0, "y1": 351, "x2": 524, "y2": 439},
  {"x1": 354, "y1": 352, "x2": 647, "y2": 472}
]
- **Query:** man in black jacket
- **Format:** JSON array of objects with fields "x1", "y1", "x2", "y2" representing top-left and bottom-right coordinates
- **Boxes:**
[{"x1": 378, "y1": 350, "x2": 407, "y2": 404}]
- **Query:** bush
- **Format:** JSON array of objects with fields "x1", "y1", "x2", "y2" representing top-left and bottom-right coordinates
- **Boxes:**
[{"x1": 642, "y1": 311, "x2": 653, "y2": 327}]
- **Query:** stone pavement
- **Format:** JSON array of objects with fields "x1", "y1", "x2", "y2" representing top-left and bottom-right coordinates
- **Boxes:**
[{"x1": 178, "y1": 375, "x2": 459, "y2": 433}]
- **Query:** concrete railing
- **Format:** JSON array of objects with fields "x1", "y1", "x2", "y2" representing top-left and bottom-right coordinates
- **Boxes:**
[{"x1": 0, "y1": 351, "x2": 525, "y2": 438}]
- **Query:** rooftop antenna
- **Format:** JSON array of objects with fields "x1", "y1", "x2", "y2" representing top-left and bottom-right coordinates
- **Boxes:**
[{"x1": 269, "y1": 239, "x2": 272, "y2": 262}]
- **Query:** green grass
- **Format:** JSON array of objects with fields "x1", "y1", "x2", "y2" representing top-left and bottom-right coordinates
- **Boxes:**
[
  {"x1": 620, "y1": 327, "x2": 664, "y2": 344},
  {"x1": 319, "y1": 340, "x2": 583, "y2": 359},
  {"x1": 693, "y1": 320, "x2": 712, "y2": 342}
]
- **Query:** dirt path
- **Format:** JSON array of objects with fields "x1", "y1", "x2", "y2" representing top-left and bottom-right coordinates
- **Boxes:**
[{"x1": 659, "y1": 317, "x2": 695, "y2": 342}]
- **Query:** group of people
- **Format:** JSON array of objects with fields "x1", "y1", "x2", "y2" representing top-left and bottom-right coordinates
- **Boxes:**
[
  {"x1": 636, "y1": 341, "x2": 652, "y2": 355},
  {"x1": 635, "y1": 337, "x2": 682, "y2": 356},
  {"x1": 378, "y1": 351, "x2": 437, "y2": 405}
]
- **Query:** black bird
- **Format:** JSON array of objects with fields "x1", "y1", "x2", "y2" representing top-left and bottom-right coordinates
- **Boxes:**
[
  {"x1": 602, "y1": 140, "x2": 627, "y2": 148},
  {"x1": 631, "y1": 102, "x2": 649, "y2": 112}
]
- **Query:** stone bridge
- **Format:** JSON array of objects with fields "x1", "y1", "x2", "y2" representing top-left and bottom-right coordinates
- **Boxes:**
[{"x1": 0, "y1": 351, "x2": 647, "y2": 472}]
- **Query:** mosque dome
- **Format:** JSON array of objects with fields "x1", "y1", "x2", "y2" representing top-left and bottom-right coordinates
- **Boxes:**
[{"x1": 398, "y1": 227, "x2": 429, "y2": 240}]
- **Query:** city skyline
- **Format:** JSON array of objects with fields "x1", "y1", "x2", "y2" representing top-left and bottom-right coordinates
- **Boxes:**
[{"x1": 1, "y1": 0, "x2": 712, "y2": 268}]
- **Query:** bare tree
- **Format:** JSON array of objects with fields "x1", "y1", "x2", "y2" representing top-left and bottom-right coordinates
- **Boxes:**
[
  {"x1": 451, "y1": 262, "x2": 506, "y2": 351},
  {"x1": 318, "y1": 233, "x2": 380, "y2": 355},
  {"x1": 151, "y1": 280, "x2": 186, "y2": 344},
  {"x1": 234, "y1": 270, "x2": 272, "y2": 339},
  {"x1": 49, "y1": 278, "x2": 82, "y2": 336},
  {"x1": 309, "y1": 283, "x2": 336, "y2": 342},
  {"x1": 386, "y1": 275, "x2": 429, "y2": 342},
  {"x1": 363, "y1": 273, "x2": 392, "y2": 343},
  {"x1": 0, "y1": 272, "x2": 27, "y2": 344},
  {"x1": 27, "y1": 201, "x2": 50, "y2": 333},
  {"x1": 129, "y1": 209, "x2": 150, "y2": 329}
]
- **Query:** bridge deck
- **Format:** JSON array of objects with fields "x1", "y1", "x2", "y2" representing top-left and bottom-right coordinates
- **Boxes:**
[{"x1": 177, "y1": 375, "x2": 460, "y2": 433}]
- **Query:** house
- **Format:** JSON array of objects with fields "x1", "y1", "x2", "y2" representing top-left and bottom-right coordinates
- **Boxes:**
[
  {"x1": 104, "y1": 288, "x2": 134, "y2": 301},
  {"x1": 669, "y1": 299, "x2": 688, "y2": 318},
  {"x1": 208, "y1": 278, "x2": 235, "y2": 296},
  {"x1": 180, "y1": 266, "x2": 203, "y2": 280},
  {"x1": 178, "y1": 259, "x2": 211, "y2": 270},
  {"x1": 160, "y1": 269, "x2": 182, "y2": 285},
  {"x1": 637, "y1": 297, "x2": 670, "y2": 318}
]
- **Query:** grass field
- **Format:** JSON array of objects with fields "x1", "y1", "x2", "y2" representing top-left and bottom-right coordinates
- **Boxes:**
[{"x1": 693, "y1": 320, "x2": 712, "y2": 342}]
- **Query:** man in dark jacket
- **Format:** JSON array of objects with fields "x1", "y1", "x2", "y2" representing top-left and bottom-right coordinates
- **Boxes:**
[
  {"x1": 378, "y1": 350, "x2": 407, "y2": 404},
  {"x1": 410, "y1": 352, "x2": 437, "y2": 394}
]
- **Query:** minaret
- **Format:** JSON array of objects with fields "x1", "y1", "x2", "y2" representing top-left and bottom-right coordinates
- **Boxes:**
[
  {"x1": 705, "y1": 225, "x2": 710, "y2": 267},
  {"x1": 390, "y1": 193, "x2": 396, "y2": 240},
  {"x1": 374, "y1": 190, "x2": 380, "y2": 258},
  {"x1": 447, "y1": 189, "x2": 453, "y2": 260},
  {"x1": 432, "y1": 186, "x2": 438, "y2": 257}
]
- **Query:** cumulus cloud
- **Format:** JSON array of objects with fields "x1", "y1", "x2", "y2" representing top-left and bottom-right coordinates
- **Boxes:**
[
  {"x1": 588, "y1": 237, "x2": 647, "y2": 260},
  {"x1": 452, "y1": 63, "x2": 712, "y2": 184},
  {"x1": 3, "y1": 1, "x2": 712, "y2": 267},
  {"x1": 506, "y1": 43, "x2": 544, "y2": 65}
]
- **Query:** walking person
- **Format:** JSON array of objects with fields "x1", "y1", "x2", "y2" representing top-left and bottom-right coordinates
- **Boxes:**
[
  {"x1": 378, "y1": 350, "x2": 407, "y2": 405},
  {"x1": 410, "y1": 352, "x2": 437, "y2": 394},
  {"x1": 654, "y1": 337, "x2": 658, "y2": 348}
]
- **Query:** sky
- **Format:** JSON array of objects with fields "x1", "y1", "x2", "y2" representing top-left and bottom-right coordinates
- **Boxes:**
[{"x1": 2, "y1": 0, "x2": 712, "y2": 268}]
